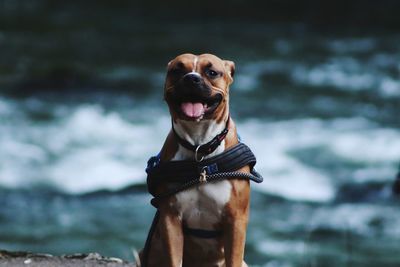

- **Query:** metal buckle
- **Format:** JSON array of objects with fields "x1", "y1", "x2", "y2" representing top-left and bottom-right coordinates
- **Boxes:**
[
  {"x1": 199, "y1": 167, "x2": 207, "y2": 183},
  {"x1": 195, "y1": 145, "x2": 204, "y2": 162}
]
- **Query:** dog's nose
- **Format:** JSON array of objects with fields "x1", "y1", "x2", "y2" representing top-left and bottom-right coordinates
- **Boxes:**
[{"x1": 183, "y1": 73, "x2": 202, "y2": 84}]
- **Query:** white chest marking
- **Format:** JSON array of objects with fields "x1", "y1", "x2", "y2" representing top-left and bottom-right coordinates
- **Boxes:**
[
  {"x1": 171, "y1": 118, "x2": 232, "y2": 229},
  {"x1": 176, "y1": 181, "x2": 232, "y2": 228}
]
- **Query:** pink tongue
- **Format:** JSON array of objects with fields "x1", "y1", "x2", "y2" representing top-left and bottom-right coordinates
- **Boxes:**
[{"x1": 181, "y1": 102, "x2": 205, "y2": 118}]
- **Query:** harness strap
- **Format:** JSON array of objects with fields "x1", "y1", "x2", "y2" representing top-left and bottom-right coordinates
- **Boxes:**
[
  {"x1": 150, "y1": 170, "x2": 262, "y2": 207},
  {"x1": 183, "y1": 225, "x2": 223, "y2": 239},
  {"x1": 142, "y1": 210, "x2": 159, "y2": 267},
  {"x1": 146, "y1": 143, "x2": 258, "y2": 196}
]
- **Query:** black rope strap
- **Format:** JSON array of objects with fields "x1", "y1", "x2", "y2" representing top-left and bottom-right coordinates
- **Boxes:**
[{"x1": 150, "y1": 170, "x2": 263, "y2": 207}]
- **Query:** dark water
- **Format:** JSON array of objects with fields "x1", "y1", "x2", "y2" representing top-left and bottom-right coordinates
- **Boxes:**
[
  {"x1": 1, "y1": 2, "x2": 400, "y2": 266},
  {"x1": 1, "y1": 187, "x2": 400, "y2": 266}
]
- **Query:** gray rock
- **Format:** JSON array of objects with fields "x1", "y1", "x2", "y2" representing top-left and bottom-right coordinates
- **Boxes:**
[{"x1": 0, "y1": 250, "x2": 137, "y2": 267}]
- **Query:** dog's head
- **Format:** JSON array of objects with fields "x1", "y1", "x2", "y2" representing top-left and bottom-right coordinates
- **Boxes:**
[{"x1": 164, "y1": 53, "x2": 235, "y2": 122}]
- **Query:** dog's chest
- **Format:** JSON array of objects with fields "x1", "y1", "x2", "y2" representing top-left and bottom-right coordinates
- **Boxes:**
[
  {"x1": 175, "y1": 180, "x2": 232, "y2": 228},
  {"x1": 170, "y1": 120, "x2": 232, "y2": 228}
]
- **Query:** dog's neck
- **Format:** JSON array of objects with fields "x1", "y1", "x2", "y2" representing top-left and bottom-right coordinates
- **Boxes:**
[{"x1": 171, "y1": 117, "x2": 228, "y2": 161}]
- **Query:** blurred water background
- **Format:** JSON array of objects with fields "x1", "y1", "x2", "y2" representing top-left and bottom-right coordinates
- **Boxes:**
[{"x1": 1, "y1": 1, "x2": 400, "y2": 266}]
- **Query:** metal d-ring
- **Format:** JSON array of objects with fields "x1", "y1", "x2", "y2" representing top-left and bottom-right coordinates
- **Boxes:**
[{"x1": 195, "y1": 145, "x2": 204, "y2": 162}]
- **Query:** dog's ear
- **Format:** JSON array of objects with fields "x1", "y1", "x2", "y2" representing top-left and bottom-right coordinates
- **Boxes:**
[
  {"x1": 167, "y1": 60, "x2": 173, "y2": 68},
  {"x1": 224, "y1": 60, "x2": 235, "y2": 82}
]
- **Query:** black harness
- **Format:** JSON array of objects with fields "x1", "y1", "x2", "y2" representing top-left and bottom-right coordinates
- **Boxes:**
[
  {"x1": 146, "y1": 142, "x2": 263, "y2": 207},
  {"x1": 142, "y1": 121, "x2": 263, "y2": 266}
]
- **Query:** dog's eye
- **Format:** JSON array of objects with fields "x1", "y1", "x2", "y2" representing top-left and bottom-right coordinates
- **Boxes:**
[{"x1": 206, "y1": 69, "x2": 220, "y2": 78}]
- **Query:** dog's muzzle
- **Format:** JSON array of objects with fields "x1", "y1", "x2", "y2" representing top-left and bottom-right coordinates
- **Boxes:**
[{"x1": 166, "y1": 73, "x2": 223, "y2": 120}]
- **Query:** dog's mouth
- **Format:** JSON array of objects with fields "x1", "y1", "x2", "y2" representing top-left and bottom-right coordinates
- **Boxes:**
[{"x1": 169, "y1": 93, "x2": 223, "y2": 121}]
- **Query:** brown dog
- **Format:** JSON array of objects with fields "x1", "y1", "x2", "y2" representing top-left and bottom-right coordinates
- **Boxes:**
[{"x1": 141, "y1": 53, "x2": 250, "y2": 267}]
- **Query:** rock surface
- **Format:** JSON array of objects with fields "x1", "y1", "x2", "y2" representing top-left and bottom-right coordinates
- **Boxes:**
[{"x1": 0, "y1": 250, "x2": 136, "y2": 267}]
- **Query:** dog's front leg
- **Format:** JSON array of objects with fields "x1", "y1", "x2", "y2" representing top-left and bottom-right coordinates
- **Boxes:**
[
  {"x1": 158, "y1": 202, "x2": 184, "y2": 267},
  {"x1": 223, "y1": 180, "x2": 250, "y2": 267},
  {"x1": 223, "y1": 216, "x2": 249, "y2": 267}
]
